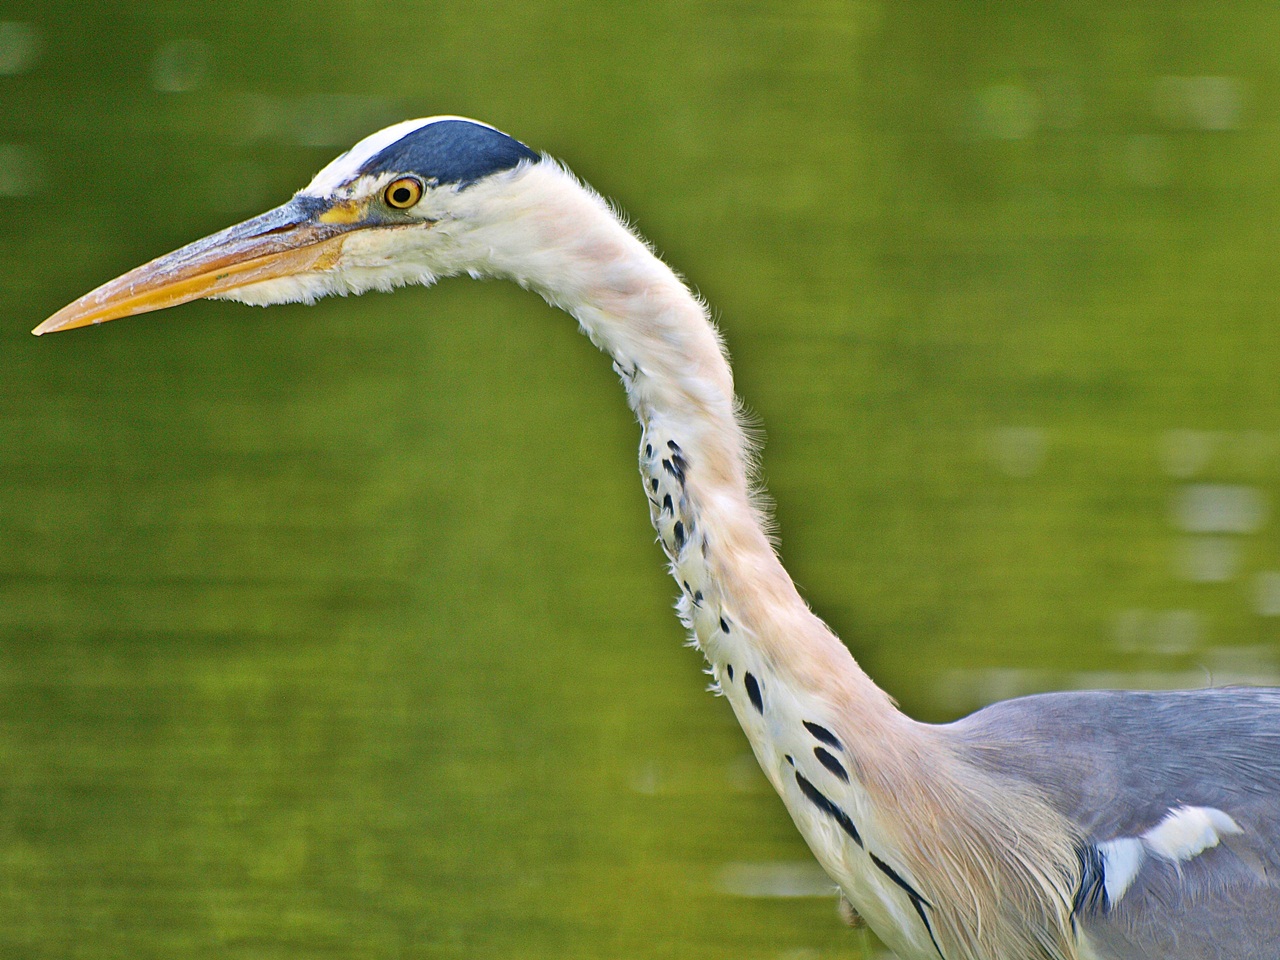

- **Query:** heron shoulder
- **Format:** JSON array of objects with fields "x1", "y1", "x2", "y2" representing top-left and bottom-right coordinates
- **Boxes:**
[
  {"x1": 950, "y1": 687, "x2": 1280, "y2": 831},
  {"x1": 948, "y1": 686, "x2": 1280, "y2": 955}
]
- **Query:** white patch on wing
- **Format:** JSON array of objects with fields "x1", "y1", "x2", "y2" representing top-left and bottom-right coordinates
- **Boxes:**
[
  {"x1": 1096, "y1": 805, "x2": 1243, "y2": 906},
  {"x1": 301, "y1": 116, "x2": 498, "y2": 197},
  {"x1": 1142, "y1": 805, "x2": 1243, "y2": 861},
  {"x1": 1097, "y1": 837, "x2": 1144, "y2": 904}
]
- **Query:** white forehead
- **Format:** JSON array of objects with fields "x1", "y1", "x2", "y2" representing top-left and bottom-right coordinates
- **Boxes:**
[{"x1": 301, "y1": 115, "x2": 499, "y2": 197}]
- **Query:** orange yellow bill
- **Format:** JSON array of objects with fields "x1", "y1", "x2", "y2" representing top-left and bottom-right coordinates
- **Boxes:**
[{"x1": 34, "y1": 196, "x2": 364, "y2": 335}]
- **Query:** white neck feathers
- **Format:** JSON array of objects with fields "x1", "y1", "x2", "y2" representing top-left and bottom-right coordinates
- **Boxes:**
[
  {"x1": 456, "y1": 162, "x2": 1084, "y2": 960},
  {"x1": 463, "y1": 165, "x2": 858, "y2": 678}
]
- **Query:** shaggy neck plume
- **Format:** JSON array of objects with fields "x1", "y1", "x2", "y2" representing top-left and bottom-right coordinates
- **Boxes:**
[
  {"x1": 462, "y1": 162, "x2": 1084, "y2": 960},
  {"x1": 470, "y1": 164, "x2": 887, "y2": 705}
]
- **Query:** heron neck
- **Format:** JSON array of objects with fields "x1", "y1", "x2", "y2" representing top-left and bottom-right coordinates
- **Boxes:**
[
  {"x1": 481, "y1": 166, "x2": 904, "y2": 764},
  {"x1": 466, "y1": 167, "x2": 1085, "y2": 960}
]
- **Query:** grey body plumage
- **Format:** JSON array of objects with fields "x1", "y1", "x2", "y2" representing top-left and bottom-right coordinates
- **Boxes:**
[{"x1": 957, "y1": 688, "x2": 1280, "y2": 957}]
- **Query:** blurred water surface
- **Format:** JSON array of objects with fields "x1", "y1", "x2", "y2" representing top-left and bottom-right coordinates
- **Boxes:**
[{"x1": 4, "y1": 2, "x2": 1280, "y2": 958}]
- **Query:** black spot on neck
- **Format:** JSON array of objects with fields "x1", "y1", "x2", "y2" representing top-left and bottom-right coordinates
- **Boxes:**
[
  {"x1": 870, "y1": 855, "x2": 942, "y2": 957},
  {"x1": 868, "y1": 852, "x2": 930, "y2": 907},
  {"x1": 813, "y1": 747, "x2": 849, "y2": 783},
  {"x1": 744, "y1": 672, "x2": 763, "y2": 714},
  {"x1": 867, "y1": 853, "x2": 941, "y2": 958},
  {"x1": 794, "y1": 771, "x2": 861, "y2": 847},
  {"x1": 359, "y1": 119, "x2": 539, "y2": 187},
  {"x1": 802, "y1": 721, "x2": 844, "y2": 752}
]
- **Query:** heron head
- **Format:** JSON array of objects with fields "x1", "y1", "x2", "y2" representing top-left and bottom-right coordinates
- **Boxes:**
[{"x1": 34, "y1": 117, "x2": 542, "y2": 334}]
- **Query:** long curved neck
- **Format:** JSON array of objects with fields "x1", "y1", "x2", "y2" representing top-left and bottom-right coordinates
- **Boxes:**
[
  {"x1": 463, "y1": 164, "x2": 1084, "y2": 960},
  {"x1": 467, "y1": 164, "x2": 903, "y2": 776}
]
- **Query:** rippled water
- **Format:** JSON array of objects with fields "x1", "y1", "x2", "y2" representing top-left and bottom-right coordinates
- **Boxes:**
[{"x1": 4, "y1": 3, "x2": 1280, "y2": 957}]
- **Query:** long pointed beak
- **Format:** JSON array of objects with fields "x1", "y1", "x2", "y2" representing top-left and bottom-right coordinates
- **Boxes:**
[{"x1": 34, "y1": 195, "x2": 366, "y2": 335}]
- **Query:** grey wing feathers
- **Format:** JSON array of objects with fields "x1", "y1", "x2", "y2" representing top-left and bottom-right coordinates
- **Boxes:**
[{"x1": 950, "y1": 688, "x2": 1280, "y2": 959}]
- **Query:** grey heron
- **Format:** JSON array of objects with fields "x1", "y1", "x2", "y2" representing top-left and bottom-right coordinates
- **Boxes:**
[{"x1": 36, "y1": 117, "x2": 1280, "y2": 959}]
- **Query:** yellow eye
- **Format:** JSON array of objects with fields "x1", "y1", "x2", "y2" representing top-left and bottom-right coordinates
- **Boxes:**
[{"x1": 384, "y1": 176, "x2": 424, "y2": 209}]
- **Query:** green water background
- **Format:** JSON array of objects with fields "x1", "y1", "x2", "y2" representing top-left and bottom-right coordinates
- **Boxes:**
[{"x1": 4, "y1": 3, "x2": 1280, "y2": 957}]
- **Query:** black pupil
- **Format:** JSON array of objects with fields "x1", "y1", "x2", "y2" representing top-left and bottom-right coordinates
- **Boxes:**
[{"x1": 392, "y1": 185, "x2": 412, "y2": 205}]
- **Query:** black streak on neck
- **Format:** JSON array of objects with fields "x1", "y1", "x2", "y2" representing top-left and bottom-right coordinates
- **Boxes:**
[
  {"x1": 813, "y1": 746, "x2": 850, "y2": 783},
  {"x1": 802, "y1": 720, "x2": 844, "y2": 752},
  {"x1": 868, "y1": 852, "x2": 943, "y2": 959},
  {"x1": 744, "y1": 672, "x2": 763, "y2": 714},
  {"x1": 794, "y1": 770, "x2": 861, "y2": 847}
]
